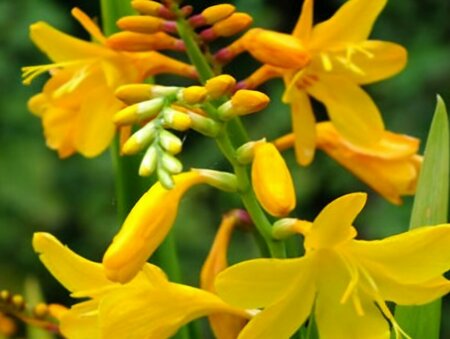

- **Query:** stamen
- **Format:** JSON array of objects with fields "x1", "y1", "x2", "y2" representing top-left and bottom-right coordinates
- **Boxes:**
[
  {"x1": 282, "y1": 69, "x2": 306, "y2": 103},
  {"x1": 53, "y1": 65, "x2": 92, "y2": 97},
  {"x1": 320, "y1": 53, "x2": 333, "y2": 72},
  {"x1": 338, "y1": 253, "x2": 359, "y2": 305},
  {"x1": 21, "y1": 61, "x2": 86, "y2": 85},
  {"x1": 351, "y1": 291, "x2": 364, "y2": 316}
]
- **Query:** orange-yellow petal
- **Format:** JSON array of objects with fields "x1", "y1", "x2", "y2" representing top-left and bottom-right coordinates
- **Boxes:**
[{"x1": 292, "y1": 0, "x2": 313, "y2": 42}]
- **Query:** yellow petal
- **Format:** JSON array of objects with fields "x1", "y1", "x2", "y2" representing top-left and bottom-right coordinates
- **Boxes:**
[
  {"x1": 100, "y1": 268, "x2": 247, "y2": 338},
  {"x1": 315, "y1": 251, "x2": 390, "y2": 339},
  {"x1": 60, "y1": 300, "x2": 100, "y2": 339},
  {"x1": 285, "y1": 88, "x2": 316, "y2": 165},
  {"x1": 306, "y1": 193, "x2": 366, "y2": 251},
  {"x1": 71, "y1": 8, "x2": 106, "y2": 45},
  {"x1": 350, "y1": 224, "x2": 450, "y2": 284},
  {"x1": 310, "y1": 0, "x2": 387, "y2": 51},
  {"x1": 292, "y1": 0, "x2": 313, "y2": 41},
  {"x1": 74, "y1": 86, "x2": 119, "y2": 158},
  {"x1": 307, "y1": 73, "x2": 384, "y2": 147},
  {"x1": 102, "y1": 172, "x2": 207, "y2": 283},
  {"x1": 32, "y1": 233, "x2": 111, "y2": 294},
  {"x1": 216, "y1": 258, "x2": 306, "y2": 309},
  {"x1": 30, "y1": 22, "x2": 111, "y2": 63},
  {"x1": 252, "y1": 142, "x2": 296, "y2": 217},
  {"x1": 328, "y1": 41, "x2": 407, "y2": 85},
  {"x1": 238, "y1": 275, "x2": 315, "y2": 339}
]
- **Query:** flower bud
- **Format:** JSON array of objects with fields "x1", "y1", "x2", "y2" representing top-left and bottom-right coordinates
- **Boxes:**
[
  {"x1": 115, "y1": 84, "x2": 180, "y2": 105},
  {"x1": 33, "y1": 303, "x2": 49, "y2": 318},
  {"x1": 162, "y1": 107, "x2": 192, "y2": 131},
  {"x1": 117, "y1": 16, "x2": 176, "y2": 34},
  {"x1": 131, "y1": 0, "x2": 173, "y2": 19},
  {"x1": 139, "y1": 145, "x2": 158, "y2": 176},
  {"x1": 235, "y1": 140, "x2": 262, "y2": 164},
  {"x1": 177, "y1": 86, "x2": 208, "y2": 104},
  {"x1": 218, "y1": 90, "x2": 269, "y2": 120},
  {"x1": 194, "y1": 169, "x2": 238, "y2": 192},
  {"x1": 159, "y1": 130, "x2": 182, "y2": 154},
  {"x1": 200, "y1": 13, "x2": 253, "y2": 42},
  {"x1": 252, "y1": 142, "x2": 296, "y2": 217},
  {"x1": 157, "y1": 166, "x2": 175, "y2": 189},
  {"x1": 122, "y1": 121, "x2": 157, "y2": 155},
  {"x1": 189, "y1": 4, "x2": 235, "y2": 27},
  {"x1": 102, "y1": 171, "x2": 208, "y2": 283},
  {"x1": 188, "y1": 111, "x2": 221, "y2": 137},
  {"x1": 205, "y1": 75, "x2": 236, "y2": 99},
  {"x1": 107, "y1": 31, "x2": 184, "y2": 52},
  {"x1": 272, "y1": 218, "x2": 312, "y2": 240},
  {"x1": 161, "y1": 152, "x2": 183, "y2": 174},
  {"x1": 114, "y1": 97, "x2": 165, "y2": 125},
  {"x1": 243, "y1": 29, "x2": 310, "y2": 69}
]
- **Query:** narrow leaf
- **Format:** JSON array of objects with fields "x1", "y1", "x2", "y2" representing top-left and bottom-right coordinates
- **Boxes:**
[{"x1": 395, "y1": 95, "x2": 449, "y2": 338}]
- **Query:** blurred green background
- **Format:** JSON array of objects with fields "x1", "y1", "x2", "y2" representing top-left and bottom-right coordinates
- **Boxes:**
[{"x1": 0, "y1": 0, "x2": 449, "y2": 337}]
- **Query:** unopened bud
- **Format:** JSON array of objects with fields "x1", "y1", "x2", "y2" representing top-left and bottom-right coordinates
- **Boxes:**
[
  {"x1": 33, "y1": 303, "x2": 49, "y2": 318},
  {"x1": 162, "y1": 107, "x2": 192, "y2": 131},
  {"x1": 131, "y1": 0, "x2": 173, "y2": 19},
  {"x1": 107, "y1": 31, "x2": 184, "y2": 52},
  {"x1": 117, "y1": 16, "x2": 176, "y2": 34},
  {"x1": 48, "y1": 304, "x2": 69, "y2": 320},
  {"x1": 116, "y1": 84, "x2": 180, "y2": 105},
  {"x1": 157, "y1": 167, "x2": 175, "y2": 189},
  {"x1": 205, "y1": 74, "x2": 236, "y2": 99},
  {"x1": 188, "y1": 111, "x2": 221, "y2": 137},
  {"x1": 161, "y1": 153, "x2": 183, "y2": 174},
  {"x1": 159, "y1": 130, "x2": 182, "y2": 154},
  {"x1": 178, "y1": 86, "x2": 208, "y2": 104},
  {"x1": 139, "y1": 146, "x2": 158, "y2": 176},
  {"x1": 114, "y1": 97, "x2": 165, "y2": 125},
  {"x1": 194, "y1": 169, "x2": 238, "y2": 192},
  {"x1": 11, "y1": 294, "x2": 25, "y2": 310},
  {"x1": 189, "y1": 4, "x2": 235, "y2": 27},
  {"x1": 0, "y1": 290, "x2": 10, "y2": 301},
  {"x1": 252, "y1": 142, "x2": 296, "y2": 217},
  {"x1": 201, "y1": 13, "x2": 253, "y2": 42},
  {"x1": 272, "y1": 218, "x2": 299, "y2": 240},
  {"x1": 218, "y1": 90, "x2": 269, "y2": 120},
  {"x1": 123, "y1": 121, "x2": 158, "y2": 155}
]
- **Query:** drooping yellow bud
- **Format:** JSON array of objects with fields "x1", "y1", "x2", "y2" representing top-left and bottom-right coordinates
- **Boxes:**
[
  {"x1": 218, "y1": 89, "x2": 269, "y2": 120},
  {"x1": 189, "y1": 4, "x2": 235, "y2": 27},
  {"x1": 205, "y1": 75, "x2": 236, "y2": 99},
  {"x1": 122, "y1": 121, "x2": 157, "y2": 155},
  {"x1": 102, "y1": 171, "x2": 207, "y2": 283},
  {"x1": 178, "y1": 86, "x2": 208, "y2": 104},
  {"x1": 107, "y1": 31, "x2": 184, "y2": 52},
  {"x1": 243, "y1": 29, "x2": 310, "y2": 69},
  {"x1": 251, "y1": 142, "x2": 296, "y2": 217},
  {"x1": 117, "y1": 16, "x2": 174, "y2": 34}
]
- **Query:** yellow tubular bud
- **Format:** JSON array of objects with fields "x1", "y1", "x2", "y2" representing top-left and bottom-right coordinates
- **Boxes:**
[
  {"x1": 107, "y1": 31, "x2": 184, "y2": 52},
  {"x1": 252, "y1": 142, "x2": 296, "y2": 217},
  {"x1": 162, "y1": 107, "x2": 192, "y2": 131},
  {"x1": 139, "y1": 146, "x2": 158, "y2": 177},
  {"x1": 102, "y1": 172, "x2": 207, "y2": 283},
  {"x1": 202, "y1": 4, "x2": 236, "y2": 24},
  {"x1": 115, "y1": 84, "x2": 180, "y2": 105},
  {"x1": 178, "y1": 86, "x2": 208, "y2": 104},
  {"x1": 205, "y1": 75, "x2": 236, "y2": 99},
  {"x1": 243, "y1": 29, "x2": 310, "y2": 69},
  {"x1": 159, "y1": 130, "x2": 182, "y2": 155},
  {"x1": 212, "y1": 12, "x2": 253, "y2": 37},
  {"x1": 47, "y1": 304, "x2": 69, "y2": 320},
  {"x1": 122, "y1": 121, "x2": 157, "y2": 155},
  {"x1": 117, "y1": 16, "x2": 166, "y2": 34},
  {"x1": 131, "y1": 0, "x2": 163, "y2": 16},
  {"x1": 114, "y1": 97, "x2": 165, "y2": 125},
  {"x1": 218, "y1": 89, "x2": 269, "y2": 120}
]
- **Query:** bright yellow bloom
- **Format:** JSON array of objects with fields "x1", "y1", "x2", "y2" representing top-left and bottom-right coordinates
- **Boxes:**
[
  {"x1": 216, "y1": 193, "x2": 450, "y2": 339},
  {"x1": 103, "y1": 171, "x2": 207, "y2": 283},
  {"x1": 251, "y1": 142, "x2": 296, "y2": 217},
  {"x1": 225, "y1": 0, "x2": 406, "y2": 166},
  {"x1": 22, "y1": 8, "x2": 194, "y2": 158},
  {"x1": 274, "y1": 122, "x2": 422, "y2": 204},
  {"x1": 200, "y1": 211, "x2": 249, "y2": 339},
  {"x1": 33, "y1": 233, "x2": 248, "y2": 339}
]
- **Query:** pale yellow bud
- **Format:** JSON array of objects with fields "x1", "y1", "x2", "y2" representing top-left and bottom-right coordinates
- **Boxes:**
[
  {"x1": 162, "y1": 107, "x2": 192, "y2": 131},
  {"x1": 252, "y1": 142, "x2": 296, "y2": 217},
  {"x1": 178, "y1": 86, "x2": 208, "y2": 104},
  {"x1": 161, "y1": 153, "x2": 183, "y2": 174},
  {"x1": 139, "y1": 146, "x2": 158, "y2": 177},
  {"x1": 122, "y1": 121, "x2": 157, "y2": 155},
  {"x1": 115, "y1": 84, "x2": 180, "y2": 105},
  {"x1": 205, "y1": 75, "x2": 236, "y2": 99},
  {"x1": 159, "y1": 130, "x2": 182, "y2": 154},
  {"x1": 114, "y1": 97, "x2": 165, "y2": 125}
]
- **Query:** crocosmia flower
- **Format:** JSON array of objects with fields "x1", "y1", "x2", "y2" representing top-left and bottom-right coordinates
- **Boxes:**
[
  {"x1": 216, "y1": 193, "x2": 450, "y2": 339},
  {"x1": 23, "y1": 8, "x2": 194, "y2": 158}
]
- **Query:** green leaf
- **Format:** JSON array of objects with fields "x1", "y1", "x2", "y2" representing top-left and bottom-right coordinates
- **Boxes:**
[{"x1": 394, "y1": 95, "x2": 449, "y2": 338}]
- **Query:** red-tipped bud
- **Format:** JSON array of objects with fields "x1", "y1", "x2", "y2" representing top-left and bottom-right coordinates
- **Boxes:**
[
  {"x1": 107, "y1": 31, "x2": 184, "y2": 52},
  {"x1": 117, "y1": 16, "x2": 177, "y2": 34},
  {"x1": 131, "y1": 0, "x2": 174, "y2": 19},
  {"x1": 189, "y1": 4, "x2": 235, "y2": 28},
  {"x1": 200, "y1": 13, "x2": 253, "y2": 42}
]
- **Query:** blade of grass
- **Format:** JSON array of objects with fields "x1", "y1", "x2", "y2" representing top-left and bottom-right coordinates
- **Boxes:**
[{"x1": 394, "y1": 95, "x2": 449, "y2": 338}]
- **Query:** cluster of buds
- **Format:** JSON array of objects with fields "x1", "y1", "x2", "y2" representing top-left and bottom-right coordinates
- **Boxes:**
[
  {"x1": 115, "y1": 75, "x2": 270, "y2": 188},
  {"x1": 107, "y1": 2, "x2": 253, "y2": 54},
  {"x1": 0, "y1": 290, "x2": 62, "y2": 335}
]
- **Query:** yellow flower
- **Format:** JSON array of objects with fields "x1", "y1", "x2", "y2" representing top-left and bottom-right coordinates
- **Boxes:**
[
  {"x1": 33, "y1": 232, "x2": 248, "y2": 339},
  {"x1": 274, "y1": 122, "x2": 422, "y2": 204},
  {"x1": 223, "y1": 0, "x2": 407, "y2": 166},
  {"x1": 251, "y1": 142, "x2": 296, "y2": 217},
  {"x1": 216, "y1": 193, "x2": 450, "y2": 339},
  {"x1": 200, "y1": 211, "x2": 250, "y2": 339},
  {"x1": 22, "y1": 8, "x2": 195, "y2": 158}
]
